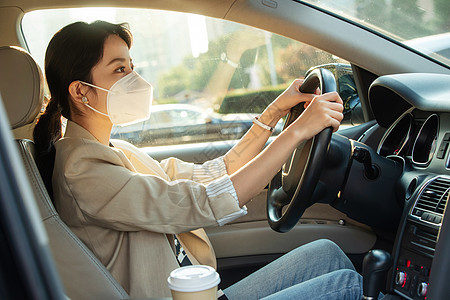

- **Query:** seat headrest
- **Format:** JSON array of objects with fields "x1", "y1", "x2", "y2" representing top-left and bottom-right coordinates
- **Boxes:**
[{"x1": 0, "y1": 46, "x2": 44, "y2": 130}]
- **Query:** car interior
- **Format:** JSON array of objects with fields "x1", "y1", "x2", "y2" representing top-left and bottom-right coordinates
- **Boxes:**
[{"x1": 0, "y1": 0, "x2": 449, "y2": 299}]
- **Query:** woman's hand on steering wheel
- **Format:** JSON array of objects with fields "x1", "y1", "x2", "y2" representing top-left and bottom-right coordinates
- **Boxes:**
[
  {"x1": 264, "y1": 79, "x2": 318, "y2": 120},
  {"x1": 288, "y1": 91, "x2": 344, "y2": 141}
]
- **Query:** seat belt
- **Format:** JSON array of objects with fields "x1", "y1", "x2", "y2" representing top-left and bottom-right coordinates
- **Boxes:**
[{"x1": 174, "y1": 235, "x2": 192, "y2": 267}]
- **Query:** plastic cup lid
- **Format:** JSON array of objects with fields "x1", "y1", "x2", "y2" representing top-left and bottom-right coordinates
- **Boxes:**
[{"x1": 167, "y1": 265, "x2": 220, "y2": 292}]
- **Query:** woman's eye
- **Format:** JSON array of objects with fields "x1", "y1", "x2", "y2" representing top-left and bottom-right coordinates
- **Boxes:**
[{"x1": 116, "y1": 66, "x2": 126, "y2": 73}]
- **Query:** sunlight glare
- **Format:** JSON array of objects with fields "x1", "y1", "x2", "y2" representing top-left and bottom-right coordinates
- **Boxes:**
[{"x1": 187, "y1": 14, "x2": 209, "y2": 58}]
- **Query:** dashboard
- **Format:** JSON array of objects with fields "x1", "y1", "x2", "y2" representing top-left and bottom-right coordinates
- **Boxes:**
[
  {"x1": 377, "y1": 110, "x2": 449, "y2": 169},
  {"x1": 376, "y1": 109, "x2": 449, "y2": 299},
  {"x1": 365, "y1": 73, "x2": 450, "y2": 299}
]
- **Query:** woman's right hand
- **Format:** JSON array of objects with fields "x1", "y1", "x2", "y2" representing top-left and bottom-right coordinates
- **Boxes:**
[
  {"x1": 286, "y1": 91, "x2": 344, "y2": 142},
  {"x1": 231, "y1": 91, "x2": 343, "y2": 207}
]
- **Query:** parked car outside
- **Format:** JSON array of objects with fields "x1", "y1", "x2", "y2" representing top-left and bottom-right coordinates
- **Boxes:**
[{"x1": 110, "y1": 104, "x2": 268, "y2": 146}]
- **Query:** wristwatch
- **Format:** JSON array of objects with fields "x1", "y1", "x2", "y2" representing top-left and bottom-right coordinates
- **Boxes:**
[{"x1": 220, "y1": 52, "x2": 239, "y2": 68}]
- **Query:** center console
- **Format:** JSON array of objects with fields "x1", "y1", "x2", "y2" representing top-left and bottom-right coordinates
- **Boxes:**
[{"x1": 391, "y1": 176, "x2": 449, "y2": 299}]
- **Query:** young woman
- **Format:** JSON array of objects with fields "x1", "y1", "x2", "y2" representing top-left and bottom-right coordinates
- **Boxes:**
[{"x1": 33, "y1": 21, "x2": 362, "y2": 299}]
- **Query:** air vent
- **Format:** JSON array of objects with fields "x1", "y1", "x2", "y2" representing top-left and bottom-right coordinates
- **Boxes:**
[{"x1": 413, "y1": 177, "x2": 450, "y2": 223}]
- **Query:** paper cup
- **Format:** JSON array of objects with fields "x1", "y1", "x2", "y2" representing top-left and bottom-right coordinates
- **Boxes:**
[{"x1": 168, "y1": 265, "x2": 220, "y2": 300}]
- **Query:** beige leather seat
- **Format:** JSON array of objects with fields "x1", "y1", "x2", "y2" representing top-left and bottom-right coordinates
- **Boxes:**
[{"x1": 0, "y1": 46, "x2": 129, "y2": 300}]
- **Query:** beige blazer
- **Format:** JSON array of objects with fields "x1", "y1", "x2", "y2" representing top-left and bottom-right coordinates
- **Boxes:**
[{"x1": 53, "y1": 121, "x2": 244, "y2": 298}]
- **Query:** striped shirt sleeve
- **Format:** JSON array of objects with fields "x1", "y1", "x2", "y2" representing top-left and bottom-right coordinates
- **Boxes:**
[
  {"x1": 205, "y1": 175, "x2": 247, "y2": 226},
  {"x1": 193, "y1": 156, "x2": 228, "y2": 185}
]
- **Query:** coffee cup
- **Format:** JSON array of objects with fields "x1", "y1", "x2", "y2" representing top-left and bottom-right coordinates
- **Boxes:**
[{"x1": 167, "y1": 265, "x2": 220, "y2": 300}]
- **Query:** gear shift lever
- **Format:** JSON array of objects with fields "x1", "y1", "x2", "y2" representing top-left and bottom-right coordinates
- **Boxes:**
[{"x1": 362, "y1": 249, "x2": 391, "y2": 300}]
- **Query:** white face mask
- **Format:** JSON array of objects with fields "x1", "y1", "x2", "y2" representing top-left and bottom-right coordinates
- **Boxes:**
[{"x1": 80, "y1": 71, "x2": 153, "y2": 125}]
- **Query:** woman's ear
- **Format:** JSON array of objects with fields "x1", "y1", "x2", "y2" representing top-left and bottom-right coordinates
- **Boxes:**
[{"x1": 68, "y1": 81, "x2": 89, "y2": 104}]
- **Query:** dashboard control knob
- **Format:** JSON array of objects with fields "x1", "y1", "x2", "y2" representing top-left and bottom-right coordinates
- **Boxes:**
[
  {"x1": 417, "y1": 282, "x2": 428, "y2": 297},
  {"x1": 395, "y1": 271, "x2": 406, "y2": 285}
]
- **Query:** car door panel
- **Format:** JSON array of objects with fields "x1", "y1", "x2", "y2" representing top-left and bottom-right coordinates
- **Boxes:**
[{"x1": 206, "y1": 218, "x2": 375, "y2": 259}]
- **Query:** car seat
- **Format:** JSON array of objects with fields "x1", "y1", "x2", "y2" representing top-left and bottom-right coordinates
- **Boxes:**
[{"x1": 0, "y1": 46, "x2": 129, "y2": 299}]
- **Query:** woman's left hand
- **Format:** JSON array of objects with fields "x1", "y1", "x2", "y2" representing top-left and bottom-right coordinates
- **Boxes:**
[{"x1": 265, "y1": 79, "x2": 319, "y2": 121}]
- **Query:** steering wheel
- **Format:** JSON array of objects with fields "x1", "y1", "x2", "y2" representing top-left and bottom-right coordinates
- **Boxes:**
[{"x1": 267, "y1": 68, "x2": 337, "y2": 233}]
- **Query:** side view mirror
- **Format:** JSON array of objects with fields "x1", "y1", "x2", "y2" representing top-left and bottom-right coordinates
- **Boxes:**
[{"x1": 306, "y1": 63, "x2": 364, "y2": 126}]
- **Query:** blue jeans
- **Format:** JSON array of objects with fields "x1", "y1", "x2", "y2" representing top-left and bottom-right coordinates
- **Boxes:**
[{"x1": 223, "y1": 239, "x2": 362, "y2": 300}]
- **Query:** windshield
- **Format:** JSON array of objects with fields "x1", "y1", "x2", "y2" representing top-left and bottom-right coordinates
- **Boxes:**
[{"x1": 299, "y1": 0, "x2": 450, "y2": 67}]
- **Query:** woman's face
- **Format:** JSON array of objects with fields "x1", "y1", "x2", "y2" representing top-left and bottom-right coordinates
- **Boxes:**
[{"x1": 84, "y1": 34, "x2": 134, "y2": 116}]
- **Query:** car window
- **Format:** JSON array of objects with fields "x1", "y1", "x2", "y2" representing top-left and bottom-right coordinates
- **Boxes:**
[{"x1": 22, "y1": 8, "x2": 358, "y2": 147}]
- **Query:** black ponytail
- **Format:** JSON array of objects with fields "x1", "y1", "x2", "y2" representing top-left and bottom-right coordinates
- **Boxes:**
[
  {"x1": 33, "y1": 98, "x2": 61, "y2": 197},
  {"x1": 33, "y1": 20, "x2": 132, "y2": 197}
]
